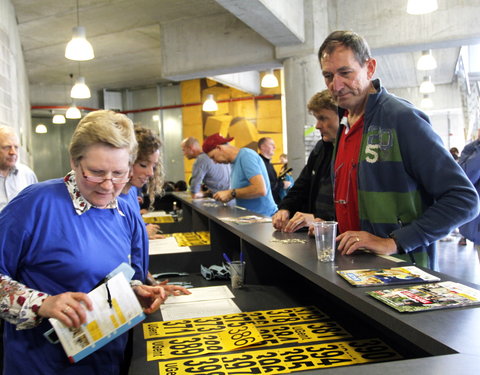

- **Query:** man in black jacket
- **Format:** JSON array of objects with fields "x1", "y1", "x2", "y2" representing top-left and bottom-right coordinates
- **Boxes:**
[{"x1": 272, "y1": 90, "x2": 338, "y2": 232}]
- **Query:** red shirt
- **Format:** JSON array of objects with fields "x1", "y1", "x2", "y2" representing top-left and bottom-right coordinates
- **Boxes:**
[{"x1": 334, "y1": 114, "x2": 364, "y2": 233}]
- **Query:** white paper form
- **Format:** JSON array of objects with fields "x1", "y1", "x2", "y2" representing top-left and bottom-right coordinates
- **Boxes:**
[
  {"x1": 160, "y1": 286, "x2": 241, "y2": 320},
  {"x1": 161, "y1": 299, "x2": 241, "y2": 321},
  {"x1": 149, "y1": 237, "x2": 191, "y2": 255},
  {"x1": 142, "y1": 210, "x2": 169, "y2": 218}
]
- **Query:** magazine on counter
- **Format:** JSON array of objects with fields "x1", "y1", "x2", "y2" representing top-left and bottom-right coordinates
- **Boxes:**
[
  {"x1": 368, "y1": 281, "x2": 480, "y2": 313},
  {"x1": 48, "y1": 267, "x2": 145, "y2": 363},
  {"x1": 337, "y1": 266, "x2": 440, "y2": 287}
]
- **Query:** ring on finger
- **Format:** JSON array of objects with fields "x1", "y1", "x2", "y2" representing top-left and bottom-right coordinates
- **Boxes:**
[
  {"x1": 355, "y1": 237, "x2": 360, "y2": 242},
  {"x1": 63, "y1": 306, "x2": 71, "y2": 314}
]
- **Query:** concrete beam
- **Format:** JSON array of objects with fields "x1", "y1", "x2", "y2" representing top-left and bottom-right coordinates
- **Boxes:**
[
  {"x1": 215, "y1": 0, "x2": 304, "y2": 46},
  {"x1": 160, "y1": 13, "x2": 280, "y2": 81},
  {"x1": 212, "y1": 71, "x2": 262, "y2": 96},
  {"x1": 332, "y1": 0, "x2": 480, "y2": 55}
]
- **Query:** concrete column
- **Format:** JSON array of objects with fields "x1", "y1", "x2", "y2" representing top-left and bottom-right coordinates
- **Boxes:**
[{"x1": 283, "y1": 54, "x2": 325, "y2": 179}]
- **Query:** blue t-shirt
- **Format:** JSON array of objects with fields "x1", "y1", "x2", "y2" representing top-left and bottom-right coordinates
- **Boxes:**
[
  {"x1": 231, "y1": 148, "x2": 277, "y2": 216},
  {"x1": 0, "y1": 179, "x2": 148, "y2": 375}
]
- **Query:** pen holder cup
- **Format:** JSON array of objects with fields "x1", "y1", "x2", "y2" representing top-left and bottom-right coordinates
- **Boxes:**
[{"x1": 228, "y1": 261, "x2": 245, "y2": 289}]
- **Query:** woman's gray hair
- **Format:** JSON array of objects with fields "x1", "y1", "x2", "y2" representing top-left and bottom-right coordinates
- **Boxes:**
[{"x1": 69, "y1": 110, "x2": 138, "y2": 165}]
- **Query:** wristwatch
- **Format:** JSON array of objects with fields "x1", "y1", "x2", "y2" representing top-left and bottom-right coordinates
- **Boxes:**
[{"x1": 231, "y1": 189, "x2": 237, "y2": 198}]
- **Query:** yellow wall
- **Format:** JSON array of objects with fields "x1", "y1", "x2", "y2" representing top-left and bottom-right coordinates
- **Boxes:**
[{"x1": 180, "y1": 70, "x2": 283, "y2": 181}]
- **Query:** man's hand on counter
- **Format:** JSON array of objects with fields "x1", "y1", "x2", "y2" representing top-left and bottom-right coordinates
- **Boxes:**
[
  {"x1": 213, "y1": 189, "x2": 235, "y2": 203},
  {"x1": 336, "y1": 231, "x2": 398, "y2": 256}
]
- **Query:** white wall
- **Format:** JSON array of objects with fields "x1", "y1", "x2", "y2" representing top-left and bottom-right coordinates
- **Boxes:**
[{"x1": 0, "y1": 0, "x2": 33, "y2": 166}]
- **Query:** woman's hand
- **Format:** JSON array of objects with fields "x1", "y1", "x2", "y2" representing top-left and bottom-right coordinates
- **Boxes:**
[
  {"x1": 157, "y1": 279, "x2": 192, "y2": 296},
  {"x1": 336, "y1": 231, "x2": 398, "y2": 256},
  {"x1": 146, "y1": 224, "x2": 164, "y2": 240},
  {"x1": 133, "y1": 284, "x2": 167, "y2": 314},
  {"x1": 37, "y1": 292, "x2": 93, "y2": 328}
]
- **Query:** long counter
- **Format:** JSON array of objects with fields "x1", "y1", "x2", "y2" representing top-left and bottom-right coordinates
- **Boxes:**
[{"x1": 130, "y1": 193, "x2": 480, "y2": 374}]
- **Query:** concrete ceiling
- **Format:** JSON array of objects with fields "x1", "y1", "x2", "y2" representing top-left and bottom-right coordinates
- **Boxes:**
[{"x1": 11, "y1": 0, "x2": 471, "y2": 107}]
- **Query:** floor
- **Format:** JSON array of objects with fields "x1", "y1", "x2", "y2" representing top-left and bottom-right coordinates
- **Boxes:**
[{"x1": 436, "y1": 232, "x2": 480, "y2": 285}]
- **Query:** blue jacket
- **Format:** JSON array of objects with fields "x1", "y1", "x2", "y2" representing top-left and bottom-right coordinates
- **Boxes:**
[
  {"x1": 459, "y1": 140, "x2": 480, "y2": 244},
  {"x1": 334, "y1": 79, "x2": 479, "y2": 268}
]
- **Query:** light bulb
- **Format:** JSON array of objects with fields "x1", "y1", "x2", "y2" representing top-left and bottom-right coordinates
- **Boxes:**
[
  {"x1": 419, "y1": 76, "x2": 435, "y2": 94},
  {"x1": 417, "y1": 50, "x2": 437, "y2": 71},
  {"x1": 35, "y1": 124, "x2": 48, "y2": 134},
  {"x1": 66, "y1": 105, "x2": 82, "y2": 119},
  {"x1": 52, "y1": 114, "x2": 66, "y2": 124},
  {"x1": 202, "y1": 94, "x2": 218, "y2": 112},
  {"x1": 407, "y1": 0, "x2": 438, "y2": 15},
  {"x1": 261, "y1": 70, "x2": 279, "y2": 88},
  {"x1": 71, "y1": 77, "x2": 91, "y2": 99},
  {"x1": 65, "y1": 26, "x2": 94, "y2": 61},
  {"x1": 420, "y1": 94, "x2": 434, "y2": 109}
]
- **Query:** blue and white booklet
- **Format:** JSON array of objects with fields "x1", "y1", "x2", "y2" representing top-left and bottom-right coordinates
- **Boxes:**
[{"x1": 49, "y1": 264, "x2": 145, "y2": 363}]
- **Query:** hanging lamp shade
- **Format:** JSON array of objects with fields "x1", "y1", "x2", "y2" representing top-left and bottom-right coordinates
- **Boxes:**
[
  {"x1": 420, "y1": 94, "x2": 434, "y2": 109},
  {"x1": 419, "y1": 76, "x2": 435, "y2": 94},
  {"x1": 35, "y1": 124, "x2": 48, "y2": 134},
  {"x1": 71, "y1": 76, "x2": 91, "y2": 99},
  {"x1": 66, "y1": 105, "x2": 82, "y2": 119},
  {"x1": 261, "y1": 69, "x2": 279, "y2": 88},
  {"x1": 417, "y1": 50, "x2": 437, "y2": 71},
  {"x1": 65, "y1": 26, "x2": 94, "y2": 61},
  {"x1": 407, "y1": 0, "x2": 438, "y2": 15},
  {"x1": 202, "y1": 94, "x2": 218, "y2": 112},
  {"x1": 52, "y1": 114, "x2": 66, "y2": 124}
]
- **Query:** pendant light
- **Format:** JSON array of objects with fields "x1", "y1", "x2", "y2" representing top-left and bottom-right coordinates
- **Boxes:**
[
  {"x1": 420, "y1": 94, "x2": 434, "y2": 109},
  {"x1": 52, "y1": 114, "x2": 66, "y2": 124},
  {"x1": 66, "y1": 104, "x2": 82, "y2": 119},
  {"x1": 417, "y1": 50, "x2": 437, "y2": 71},
  {"x1": 35, "y1": 124, "x2": 48, "y2": 134},
  {"x1": 407, "y1": 0, "x2": 438, "y2": 15},
  {"x1": 65, "y1": 0, "x2": 94, "y2": 61},
  {"x1": 202, "y1": 94, "x2": 218, "y2": 112},
  {"x1": 419, "y1": 76, "x2": 435, "y2": 94},
  {"x1": 261, "y1": 69, "x2": 279, "y2": 88},
  {"x1": 71, "y1": 76, "x2": 91, "y2": 98}
]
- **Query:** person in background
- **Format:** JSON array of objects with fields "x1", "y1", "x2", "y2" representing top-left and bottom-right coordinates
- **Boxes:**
[
  {"x1": 174, "y1": 180, "x2": 188, "y2": 192},
  {"x1": 272, "y1": 90, "x2": 338, "y2": 232},
  {"x1": 0, "y1": 124, "x2": 37, "y2": 212},
  {"x1": 203, "y1": 133, "x2": 277, "y2": 216},
  {"x1": 121, "y1": 126, "x2": 165, "y2": 240},
  {"x1": 458, "y1": 129, "x2": 480, "y2": 256},
  {"x1": 277, "y1": 153, "x2": 293, "y2": 201},
  {"x1": 318, "y1": 30, "x2": 479, "y2": 269},
  {"x1": 449, "y1": 147, "x2": 460, "y2": 161},
  {"x1": 180, "y1": 137, "x2": 230, "y2": 198},
  {"x1": 0, "y1": 110, "x2": 168, "y2": 374},
  {"x1": 257, "y1": 137, "x2": 284, "y2": 203}
]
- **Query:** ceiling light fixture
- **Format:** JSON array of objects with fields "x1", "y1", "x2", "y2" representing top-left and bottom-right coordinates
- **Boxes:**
[
  {"x1": 407, "y1": 0, "x2": 438, "y2": 15},
  {"x1": 202, "y1": 94, "x2": 218, "y2": 112},
  {"x1": 52, "y1": 114, "x2": 66, "y2": 124},
  {"x1": 65, "y1": 0, "x2": 94, "y2": 61},
  {"x1": 419, "y1": 76, "x2": 435, "y2": 94},
  {"x1": 71, "y1": 76, "x2": 91, "y2": 98},
  {"x1": 417, "y1": 50, "x2": 437, "y2": 71},
  {"x1": 66, "y1": 104, "x2": 82, "y2": 119},
  {"x1": 261, "y1": 69, "x2": 279, "y2": 88},
  {"x1": 35, "y1": 124, "x2": 48, "y2": 134},
  {"x1": 420, "y1": 94, "x2": 434, "y2": 109}
]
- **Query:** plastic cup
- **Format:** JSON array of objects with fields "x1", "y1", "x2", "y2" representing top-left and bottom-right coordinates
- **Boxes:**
[
  {"x1": 313, "y1": 221, "x2": 338, "y2": 262},
  {"x1": 228, "y1": 261, "x2": 245, "y2": 289}
]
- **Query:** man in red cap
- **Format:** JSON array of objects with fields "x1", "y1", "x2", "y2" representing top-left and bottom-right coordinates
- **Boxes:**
[{"x1": 202, "y1": 133, "x2": 277, "y2": 216}]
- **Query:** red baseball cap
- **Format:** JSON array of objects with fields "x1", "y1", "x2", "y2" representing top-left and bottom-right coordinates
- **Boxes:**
[{"x1": 202, "y1": 133, "x2": 234, "y2": 154}]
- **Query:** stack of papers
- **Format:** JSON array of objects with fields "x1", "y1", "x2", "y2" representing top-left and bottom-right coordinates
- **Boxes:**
[{"x1": 160, "y1": 285, "x2": 241, "y2": 321}]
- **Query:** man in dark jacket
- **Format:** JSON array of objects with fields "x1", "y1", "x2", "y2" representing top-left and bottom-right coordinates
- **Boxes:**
[{"x1": 272, "y1": 90, "x2": 338, "y2": 232}]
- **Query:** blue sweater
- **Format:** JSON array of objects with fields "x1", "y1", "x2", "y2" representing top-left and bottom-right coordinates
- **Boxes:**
[
  {"x1": 0, "y1": 179, "x2": 148, "y2": 374},
  {"x1": 334, "y1": 79, "x2": 479, "y2": 268}
]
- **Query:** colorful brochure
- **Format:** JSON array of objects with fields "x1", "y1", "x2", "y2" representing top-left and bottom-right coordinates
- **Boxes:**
[{"x1": 337, "y1": 266, "x2": 440, "y2": 287}]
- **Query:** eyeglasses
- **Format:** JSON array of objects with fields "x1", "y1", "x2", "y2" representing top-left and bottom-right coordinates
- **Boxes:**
[{"x1": 80, "y1": 164, "x2": 130, "y2": 184}]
